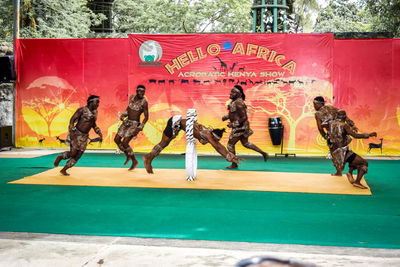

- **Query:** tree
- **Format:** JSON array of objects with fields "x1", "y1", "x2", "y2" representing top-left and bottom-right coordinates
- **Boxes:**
[
  {"x1": 0, "y1": 0, "x2": 13, "y2": 41},
  {"x1": 314, "y1": 0, "x2": 372, "y2": 33},
  {"x1": 366, "y1": 0, "x2": 400, "y2": 37},
  {"x1": 19, "y1": 0, "x2": 106, "y2": 38},
  {"x1": 292, "y1": 0, "x2": 319, "y2": 33},
  {"x1": 21, "y1": 76, "x2": 78, "y2": 138},
  {"x1": 112, "y1": 0, "x2": 253, "y2": 34}
]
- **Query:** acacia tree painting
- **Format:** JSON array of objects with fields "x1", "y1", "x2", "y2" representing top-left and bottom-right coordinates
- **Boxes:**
[
  {"x1": 246, "y1": 78, "x2": 332, "y2": 152},
  {"x1": 22, "y1": 76, "x2": 77, "y2": 138}
]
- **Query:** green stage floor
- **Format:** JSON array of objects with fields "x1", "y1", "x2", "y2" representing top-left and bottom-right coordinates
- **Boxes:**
[{"x1": 0, "y1": 152, "x2": 399, "y2": 248}]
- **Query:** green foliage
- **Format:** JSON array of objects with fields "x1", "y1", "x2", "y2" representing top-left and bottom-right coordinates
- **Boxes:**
[
  {"x1": 20, "y1": 0, "x2": 106, "y2": 38},
  {"x1": 112, "y1": 0, "x2": 253, "y2": 34},
  {"x1": 366, "y1": 0, "x2": 400, "y2": 37},
  {"x1": 0, "y1": 0, "x2": 398, "y2": 39},
  {"x1": 0, "y1": 0, "x2": 13, "y2": 41},
  {"x1": 293, "y1": 0, "x2": 319, "y2": 33},
  {"x1": 314, "y1": 0, "x2": 372, "y2": 33},
  {"x1": 0, "y1": 0, "x2": 106, "y2": 39}
]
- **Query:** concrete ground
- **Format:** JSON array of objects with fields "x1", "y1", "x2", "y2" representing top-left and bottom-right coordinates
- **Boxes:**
[{"x1": 0, "y1": 232, "x2": 400, "y2": 267}]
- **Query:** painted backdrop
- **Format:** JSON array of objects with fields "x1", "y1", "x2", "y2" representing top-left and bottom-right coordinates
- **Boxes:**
[{"x1": 15, "y1": 34, "x2": 400, "y2": 156}]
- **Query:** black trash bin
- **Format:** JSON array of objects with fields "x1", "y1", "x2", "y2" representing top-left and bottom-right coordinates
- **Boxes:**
[{"x1": 268, "y1": 117, "x2": 283, "y2": 146}]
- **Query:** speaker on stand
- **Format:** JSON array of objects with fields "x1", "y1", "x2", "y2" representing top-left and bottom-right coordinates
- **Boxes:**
[{"x1": 268, "y1": 117, "x2": 296, "y2": 157}]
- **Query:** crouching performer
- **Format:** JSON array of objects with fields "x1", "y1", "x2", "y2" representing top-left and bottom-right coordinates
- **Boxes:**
[
  {"x1": 143, "y1": 115, "x2": 241, "y2": 174},
  {"x1": 54, "y1": 95, "x2": 103, "y2": 176},
  {"x1": 329, "y1": 110, "x2": 377, "y2": 189}
]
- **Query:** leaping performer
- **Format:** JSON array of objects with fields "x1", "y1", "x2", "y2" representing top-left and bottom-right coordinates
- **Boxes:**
[
  {"x1": 328, "y1": 110, "x2": 377, "y2": 189},
  {"x1": 114, "y1": 85, "x2": 149, "y2": 170},
  {"x1": 222, "y1": 85, "x2": 268, "y2": 169},
  {"x1": 142, "y1": 110, "x2": 241, "y2": 175},
  {"x1": 54, "y1": 95, "x2": 103, "y2": 176}
]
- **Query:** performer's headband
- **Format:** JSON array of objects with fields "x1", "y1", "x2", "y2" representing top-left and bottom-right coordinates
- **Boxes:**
[
  {"x1": 232, "y1": 88, "x2": 241, "y2": 94},
  {"x1": 88, "y1": 97, "x2": 99, "y2": 103},
  {"x1": 313, "y1": 99, "x2": 324, "y2": 104}
]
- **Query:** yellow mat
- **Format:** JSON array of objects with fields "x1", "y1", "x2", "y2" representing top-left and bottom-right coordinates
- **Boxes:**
[
  {"x1": 9, "y1": 167, "x2": 371, "y2": 195},
  {"x1": 0, "y1": 154, "x2": 43, "y2": 158}
]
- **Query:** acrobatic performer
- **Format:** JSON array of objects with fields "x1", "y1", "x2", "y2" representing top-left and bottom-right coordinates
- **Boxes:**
[
  {"x1": 329, "y1": 110, "x2": 377, "y2": 189},
  {"x1": 54, "y1": 95, "x2": 103, "y2": 176},
  {"x1": 142, "y1": 116, "x2": 241, "y2": 174},
  {"x1": 313, "y1": 96, "x2": 358, "y2": 176},
  {"x1": 222, "y1": 85, "x2": 268, "y2": 169},
  {"x1": 114, "y1": 85, "x2": 149, "y2": 170}
]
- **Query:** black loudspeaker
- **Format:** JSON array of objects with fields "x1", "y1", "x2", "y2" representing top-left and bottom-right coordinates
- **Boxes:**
[
  {"x1": 268, "y1": 117, "x2": 283, "y2": 145},
  {"x1": 0, "y1": 56, "x2": 16, "y2": 82},
  {"x1": 0, "y1": 126, "x2": 12, "y2": 148}
]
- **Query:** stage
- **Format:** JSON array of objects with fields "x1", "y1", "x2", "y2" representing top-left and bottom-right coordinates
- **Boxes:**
[
  {"x1": 0, "y1": 151, "x2": 399, "y2": 249},
  {"x1": 10, "y1": 167, "x2": 371, "y2": 195}
]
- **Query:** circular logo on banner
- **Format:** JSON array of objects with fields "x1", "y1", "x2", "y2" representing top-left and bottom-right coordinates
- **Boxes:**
[{"x1": 139, "y1": 40, "x2": 163, "y2": 62}]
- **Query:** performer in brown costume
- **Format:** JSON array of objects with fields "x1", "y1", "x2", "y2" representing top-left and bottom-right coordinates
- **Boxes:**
[
  {"x1": 54, "y1": 95, "x2": 103, "y2": 176},
  {"x1": 222, "y1": 85, "x2": 268, "y2": 169},
  {"x1": 313, "y1": 96, "x2": 357, "y2": 176},
  {"x1": 142, "y1": 115, "x2": 241, "y2": 174},
  {"x1": 114, "y1": 85, "x2": 149, "y2": 170},
  {"x1": 329, "y1": 110, "x2": 376, "y2": 189}
]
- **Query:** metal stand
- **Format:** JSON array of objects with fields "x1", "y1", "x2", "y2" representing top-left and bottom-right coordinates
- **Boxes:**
[{"x1": 275, "y1": 126, "x2": 296, "y2": 157}]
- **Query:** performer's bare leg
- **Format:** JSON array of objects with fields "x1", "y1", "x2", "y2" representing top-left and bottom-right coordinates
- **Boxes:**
[
  {"x1": 351, "y1": 157, "x2": 369, "y2": 189},
  {"x1": 346, "y1": 166, "x2": 355, "y2": 184},
  {"x1": 120, "y1": 136, "x2": 138, "y2": 170},
  {"x1": 54, "y1": 151, "x2": 70, "y2": 167},
  {"x1": 114, "y1": 135, "x2": 131, "y2": 165},
  {"x1": 331, "y1": 167, "x2": 343, "y2": 176},
  {"x1": 60, "y1": 149, "x2": 83, "y2": 176},
  {"x1": 330, "y1": 148, "x2": 343, "y2": 176},
  {"x1": 240, "y1": 137, "x2": 269, "y2": 161},
  {"x1": 143, "y1": 134, "x2": 172, "y2": 174},
  {"x1": 226, "y1": 137, "x2": 240, "y2": 169}
]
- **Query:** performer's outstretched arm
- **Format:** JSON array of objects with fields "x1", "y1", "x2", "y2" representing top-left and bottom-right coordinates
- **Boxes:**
[
  {"x1": 344, "y1": 124, "x2": 376, "y2": 139},
  {"x1": 203, "y1": 131, "x2": 239, "y2": 163}
]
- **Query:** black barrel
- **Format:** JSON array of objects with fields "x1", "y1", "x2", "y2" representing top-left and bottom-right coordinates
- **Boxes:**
[{"x1": 268, "y1": 117, "x2": 283, "y2": 146}]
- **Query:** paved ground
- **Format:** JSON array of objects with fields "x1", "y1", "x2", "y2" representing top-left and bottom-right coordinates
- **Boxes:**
[{"x1": 0, "y1": 232, "x2": 400, "y2": 267}]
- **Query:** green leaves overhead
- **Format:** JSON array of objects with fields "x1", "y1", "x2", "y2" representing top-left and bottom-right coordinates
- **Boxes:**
[
  {"x1": 112, "y1": 0, "x2": 253, "y2": 34},
  {"x1": 0, "y1": 0, "x2": 398, "y2": 39},
  {"x1": 314, "y1": 0, "x2": 372, "y2": 33},
  {"x1": 314, "y1": 0, "x2": 399, "y2": 37}
]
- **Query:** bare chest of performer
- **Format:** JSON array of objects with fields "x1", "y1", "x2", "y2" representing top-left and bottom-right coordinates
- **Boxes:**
[
  {"x1": 75, "y1": 106, "x2": 98, "y2": 133},
  {"x1": 228, "y1": 98, "x2": 247, "y2": 124},
  {"x1": 124, "y1": 94, "x2": 147, "y2": 122}
]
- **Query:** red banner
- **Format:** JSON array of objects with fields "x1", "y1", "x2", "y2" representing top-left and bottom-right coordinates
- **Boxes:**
[
  {"x1": 333, "y1": 39, "x2": 400, "y2": 155},
  {"x1": 129, "y1": 33, "x2": 334, "y2": 154},
  {"x1": 14, "y1": 35, "x2": 400, "y2": 155}
]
